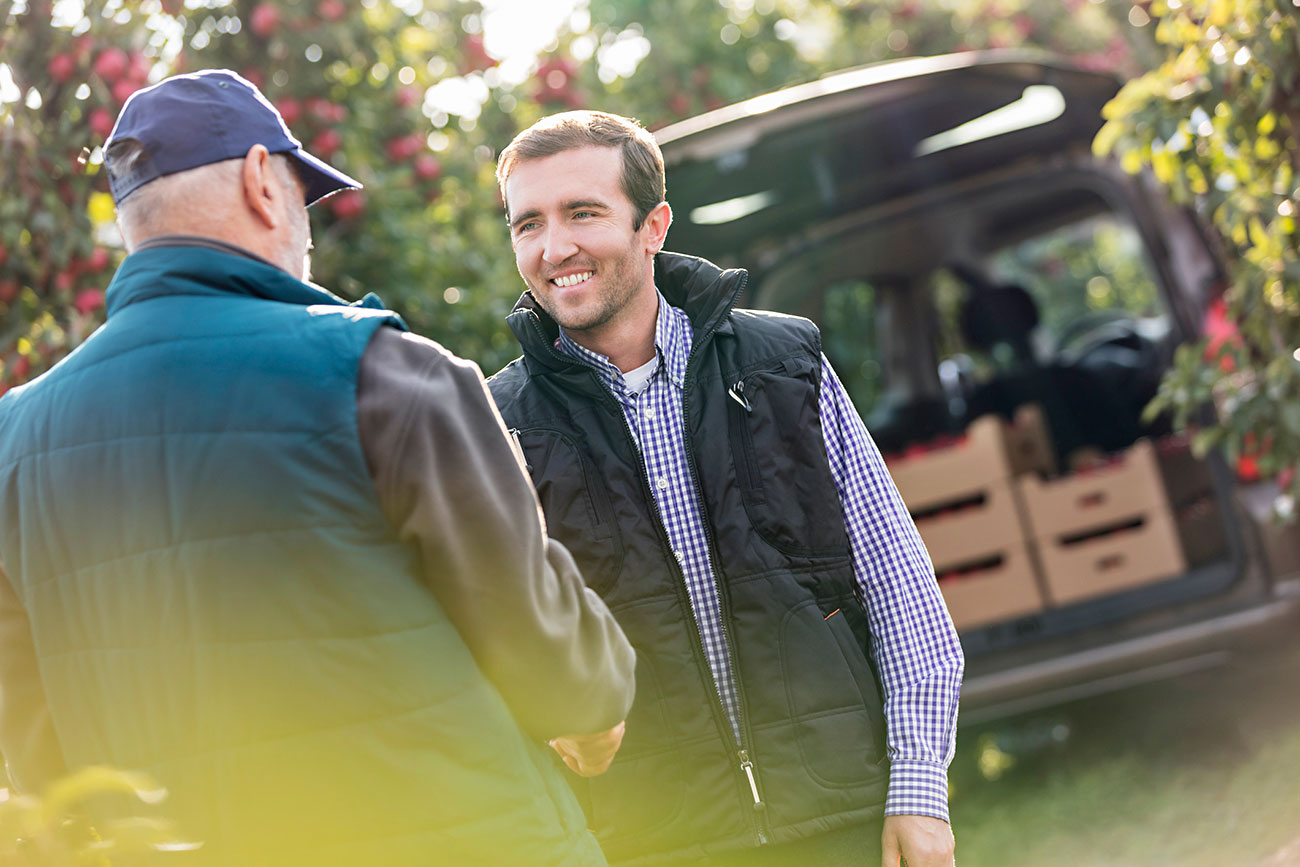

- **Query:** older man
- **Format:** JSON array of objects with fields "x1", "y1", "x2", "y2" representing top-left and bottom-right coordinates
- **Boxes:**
[
  {"x1": 0, "y1": 71, "x2": 634, "y2": 866},
  {"x1": 488, "y1": 111, "x2": 963, "y2": 866}
]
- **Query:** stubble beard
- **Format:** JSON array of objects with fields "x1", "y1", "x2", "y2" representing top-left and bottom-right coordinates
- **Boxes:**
[{"x1": 533, "y1": 250, "x2": 645, "y2": 336}]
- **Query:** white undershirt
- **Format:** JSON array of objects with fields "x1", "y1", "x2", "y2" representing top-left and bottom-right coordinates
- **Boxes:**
[{"x1": 620, "y1": 354, "x2": 660, "y2": 397}]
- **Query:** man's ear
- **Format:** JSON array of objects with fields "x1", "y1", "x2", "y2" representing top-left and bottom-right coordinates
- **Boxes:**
[
  {"x1": 241, "y1": 144, "x2": 280, "y2": 230},
  {"x1": 642, "y1": 201, "x2": 672, "y2": 254}
]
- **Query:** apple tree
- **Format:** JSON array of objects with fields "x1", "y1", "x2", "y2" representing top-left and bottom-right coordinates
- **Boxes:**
[{"x1": 1094, "y1": 0, "x2": 1300, "y2": 512}]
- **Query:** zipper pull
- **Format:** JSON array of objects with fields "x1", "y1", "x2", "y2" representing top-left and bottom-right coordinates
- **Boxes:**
[
  {"x1": 508, "y1": 428, "x2": 532, "y2": 473},
  {"x1": 738, "y1": 749, "x2": 764, "y2": 810},
  {"x1": 728, "y1": 379, "x2": 753, "y2": 413}
]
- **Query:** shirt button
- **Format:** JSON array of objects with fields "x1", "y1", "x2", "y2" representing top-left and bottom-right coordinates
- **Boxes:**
[
  {"x1": 643, "y1": 407, "x2": 656, "y2": 420},
  {"x1": 656, "y1": 476, "x2": 670, "y2": 491},
  {"x1": 674, "y1": 550, "x2": 685, "y2": 564}
]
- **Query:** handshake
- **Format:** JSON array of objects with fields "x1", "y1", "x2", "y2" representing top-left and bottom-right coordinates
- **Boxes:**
[{"x1": 548, "y1": 720, "x2": 627, "y2": 777}]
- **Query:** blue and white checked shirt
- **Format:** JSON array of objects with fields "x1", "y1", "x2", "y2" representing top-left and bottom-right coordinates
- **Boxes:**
[{"x1": 556, "y1": 292, "x2": 964, "y2": 823}]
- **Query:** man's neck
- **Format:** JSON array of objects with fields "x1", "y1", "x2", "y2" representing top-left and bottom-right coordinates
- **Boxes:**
[
  {"x1": 563, "y1": 285, "x2": 660, "y2": 374},
  {"x1": 133, "y1": 234, "x2": 284, "y2": 272}
]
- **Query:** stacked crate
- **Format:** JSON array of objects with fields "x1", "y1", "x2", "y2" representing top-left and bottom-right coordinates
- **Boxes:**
[
  {"x1": 1017, "y1": 439, "x2": 1187, "y2": 605},
  {"x1": 886, "y1": 408, "x2": 1053, "y2": 630}
]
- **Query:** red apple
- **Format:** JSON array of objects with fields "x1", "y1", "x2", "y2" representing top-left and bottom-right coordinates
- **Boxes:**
[
  {"x1": 461, "y1": 34, "x2": 495, "y2": 73},
  {"x1": 396, "y1": 85, "x2": 421, "y2": 109},
  {"x1": 0, "y1": 280, "x2": 17, "y2": 304},
  {"x1": 48, "y1": 53, "x2": 76, "y2": 84},
  {"x1": 241, "y1": 68, "x2": 265, "y2": 89},
  {"x1": 93, "y1": 47, "x2": 129, "y2": 84},
  {"x1": 307, "y1": 98, "x2": 346, "y2": 123},
  {"x1": 318, "y1": 0, "x2": 345, "y2": 22},
  {"x1": 87, "y1": 247, "x2": 111, "y2": 272},
  {"x1": 310, "y1": 129, "x2": 342, "y2": 157},
  {"x1": 54, "y1": 270, "x2": 75, "y2": 293},
  {"x1": 386, "y1": 134, "x2": 423, "y2": 162},
  {"x1": 414, "y1": 154, "x2": 442, "y2": 181},
  {"x1": 307, "y1": 97, "x2": 333, "y2": 120},
  {"x1": 12, "y1": 357, "x2": 31, "y2": 381},
  {"x1": 329, "y1": 190, "x2": 365, "y2": 219},
  {"x1": 276, "y1": 98, "x2": 302, "y2": 125},
  {"x1": 538, "y1": 56, "x2": 576, "y2": 81},
  {"x1": 250, "y1": 3, "x2": 280, "y2": 38},
  {"x1": 74, "y1": 288, "x2": 105, "y2": 315},
  {"x1": 127, "y1": 51, "x2": 151, "y2": 84},
  {"x1": 161, "y1": 0, "x2": 184, "y2": 15},
  {"x1": 112, "y1": 78, "x2": 139, "y2": 105},
  {"x1": 89, "y1": 107, "x2": 115, "y2": 138}
]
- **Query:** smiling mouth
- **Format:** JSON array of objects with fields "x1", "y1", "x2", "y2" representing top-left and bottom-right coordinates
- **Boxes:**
[{"x1": 551, "y1": 271, "x2": 593, "y2": 288}]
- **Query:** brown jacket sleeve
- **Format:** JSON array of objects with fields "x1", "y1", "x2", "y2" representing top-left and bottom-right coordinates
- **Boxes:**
[
  {"x1": 357, "y1": 327, "x2": 635, "y2": 741},
  {"x1": 0, "y1": 559, "x2": 67, "y2": 793}
]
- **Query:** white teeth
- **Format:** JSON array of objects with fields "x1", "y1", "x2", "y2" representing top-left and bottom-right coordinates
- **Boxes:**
[{"x1": 553, "y1": 271, "x2": 592, "y2": 288}]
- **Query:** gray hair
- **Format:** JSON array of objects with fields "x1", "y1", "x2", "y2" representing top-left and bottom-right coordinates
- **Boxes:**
[{"x1": 107, "y1": 139, "x2": 299, "y2": 249}]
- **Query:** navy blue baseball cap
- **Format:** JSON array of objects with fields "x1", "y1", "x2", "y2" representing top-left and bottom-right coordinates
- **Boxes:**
[{"x1": 105, "y1": 69, "x2": 360, "y2": 206}]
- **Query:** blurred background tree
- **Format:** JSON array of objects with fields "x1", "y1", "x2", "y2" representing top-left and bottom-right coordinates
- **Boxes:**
[
  {"x1": 1, "y1": 0, "x2": 1146, "y2": 391},
  {"x1": 1095, "y1": 0, "x2": 1300, "y2": 510}
]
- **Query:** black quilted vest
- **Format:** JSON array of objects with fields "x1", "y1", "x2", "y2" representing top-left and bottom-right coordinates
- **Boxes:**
[{"x1": 488, "y1": 253, "x2": 888, "y2": 864}]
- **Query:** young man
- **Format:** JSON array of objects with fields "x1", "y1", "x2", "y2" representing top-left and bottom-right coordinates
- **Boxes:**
[
  {"x1": 0, "y1": 73, "x2": 634, "y2": 866},
  {"x1": 488, "y1": 111, "x2": 963, "y2": 867}
]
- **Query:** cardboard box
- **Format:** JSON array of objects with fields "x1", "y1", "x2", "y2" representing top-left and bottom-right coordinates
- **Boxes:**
[
  {"x1": 886, "y1": 416, "x2": 1014, "y2": 510},
  {"x1": 914, "y1": 480, "x2": 1025, "y2": 572},
  {"x1": 1018, "y1": 439, "x2": 1170, "y2": 539},
  {"x1": 936, "y1": 542, "x2": 1045, "y2": 630},
  {"x1": 888, "y1": 409, "x2": 1057, "y2": 512},
  {"x1": 1037, "y1": 510, "x2": 1187, "y2": 605},
  {"x1": 1005, "y1": 403, "x2": 1057, "y2": 478}
]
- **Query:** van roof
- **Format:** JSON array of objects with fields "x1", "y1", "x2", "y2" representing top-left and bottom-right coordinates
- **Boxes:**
[{"x1": 657, "y1": 50, "x2": 1121, "y2": 265}]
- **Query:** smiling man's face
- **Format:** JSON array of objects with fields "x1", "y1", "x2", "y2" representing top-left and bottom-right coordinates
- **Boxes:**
[{"x1": 505, "y1": 145, "x2": 657, "y2": 337}]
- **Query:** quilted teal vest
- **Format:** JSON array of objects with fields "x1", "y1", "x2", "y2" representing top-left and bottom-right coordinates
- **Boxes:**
[{"x1": 0, "y1": 246, "x2": 604, "y2": 867}]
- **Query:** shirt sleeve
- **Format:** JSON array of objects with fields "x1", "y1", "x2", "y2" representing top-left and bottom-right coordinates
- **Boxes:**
[
  {"x1": 0, "y1": 558, "x2": 68, "y2": 793},
  {"x1": 356, "y1": 326, "x2": 636, "y2": 741},
  {"x1": 817, "y1": 354, "x2": 964, "y2": 823}
]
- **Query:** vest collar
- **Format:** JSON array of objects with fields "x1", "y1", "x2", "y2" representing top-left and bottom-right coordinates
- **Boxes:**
[
  {"x1": 507, "y1": 251, "x2": 747, "y2": 372},
  {"x1": 104, "y1": 243, "x2": 403, "y2": 327}
]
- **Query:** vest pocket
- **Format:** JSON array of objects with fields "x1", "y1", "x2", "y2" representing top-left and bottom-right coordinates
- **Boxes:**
[
  {"x1": 726, "y1": 355, "x2": 847, "y2": 557},
  {"x1": 778, "y1": 598, "x2": 885, "y2": 787},
  {"x1": 514, "y1": 429, "x2": 624, "y2": 593}
]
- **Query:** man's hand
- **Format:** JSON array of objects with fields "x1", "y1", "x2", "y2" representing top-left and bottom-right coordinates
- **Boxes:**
[
  {"x1": 882, "y1": 814, "x2": 955, "y2": 867},
  {"x1": 548, "y1": 720, "x2": 626, "y2": 777}
]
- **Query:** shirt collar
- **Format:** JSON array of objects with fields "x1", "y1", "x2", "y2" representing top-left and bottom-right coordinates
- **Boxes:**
[
  {"x1": 133, "y1": 234, "x2": 284, "y2": 272},
  {"x1": 555, "y1": 289, "x2": 692, "y2": 395}
]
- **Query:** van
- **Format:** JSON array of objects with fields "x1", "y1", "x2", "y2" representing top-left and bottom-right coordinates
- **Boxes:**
[{"x1": 656, "y1": 50, "x2": 1300, "y2": 723}]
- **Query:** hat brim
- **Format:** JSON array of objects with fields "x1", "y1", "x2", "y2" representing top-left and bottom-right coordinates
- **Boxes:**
[{"x1": 288, "y1": 147, "x2": 362, "y2": 207}]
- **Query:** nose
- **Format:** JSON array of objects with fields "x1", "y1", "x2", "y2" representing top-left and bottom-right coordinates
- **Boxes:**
[{"x1": 541, "y1": 224, "x2": 579, "y2": 266}]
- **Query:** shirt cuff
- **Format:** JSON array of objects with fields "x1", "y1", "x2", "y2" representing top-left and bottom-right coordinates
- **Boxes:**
[{"x1": 884, "y1": 759, "x2": 951, "y2": 823}]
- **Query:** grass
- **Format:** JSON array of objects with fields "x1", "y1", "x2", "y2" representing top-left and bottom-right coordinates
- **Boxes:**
[{"x1": 949, "y1": 636, "x2": 1300, "y2": 866}]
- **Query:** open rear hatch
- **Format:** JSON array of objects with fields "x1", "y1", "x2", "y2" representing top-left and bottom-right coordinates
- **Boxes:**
[
  {"x1": 659, "y1": 52, "x2": 1263, "y2": 683},
  {"x1": 658, "y1": 51, "x2": 1120, "y2": 272}
]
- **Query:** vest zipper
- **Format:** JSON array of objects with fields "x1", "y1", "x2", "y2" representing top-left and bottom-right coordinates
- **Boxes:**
[
  {"x1": 739, "y1": 749, "x2": 767, "y2": 843},
  {"x1": 524, "y1": 288, "x2": 773, "y2": 846},
  {"x1": 727, "y1": 378, "x2": 753, "y2": 412},
  {"x1": 680, "y1": 275, "x2": 770, "y2": 847}
]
